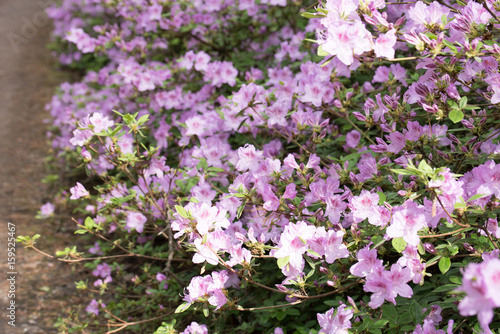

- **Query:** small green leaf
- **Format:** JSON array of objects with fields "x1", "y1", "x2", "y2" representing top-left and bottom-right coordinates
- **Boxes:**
[
  {"x1": 417, "y1": 242, "x2": 425, "y2": 255},
  {"x1": 175, "y1": 205, "x2": 188, "y2": 218},
  {"x1": 307, "y1": 249, "x2": 321, "y2": 258},
  {"x1": 382, "y1": 304, "x2": 398, "y2": 324},
  {"x1": 449, "y1": 109, "x2": 464, "y2": 123},
  {"x1": 236, "y1": 203, "x2": 245, "y2": 219},
  {"x1": 287, "y1": 308, "x2": 300, "y2": 316},
  {"x1": 377, "y1": 191, "x2": 386, "y2": 205},
  {"x1": 175, "y1": 302, "x2": 192, "y2": 313},
  {"x1": 84, "y1": 217, "x2": 94, "y2": 229},
  {"x1": 277, "y1": 256, "x2": 289, "y2": 269},
  {"x1": 392, "y1": 237, "x2": 407, "y2": 253},
  {"x1": 390, "y1": 168, "x2": 417, "y2": 176},
  {"x1": 447, "y1": 244, "x2": 459, "y2": 256},
  {"x1": 442, "y1": 39, "x2": 457, "y2": 53},
  {"x1": 301, "y1": 12, "x2": 326, "y2": 19},
  {"x1": 317, "y1": 45, "x2": 329, "y2": 57},
  {"x1": 417, "y1": 160, "x2": 433, "y2": 174},
  {"x1": 432, "y1": 284, "x2": 459, "y2": 293},
  {"x1": 409, "y1": 300, "x2": 423, "y2": 324},
  {"x1": 459, "y1": 96, "x2": 468, "y2": 109},
  {"x1": 468, "y1": 193, "x2": 488, "y2": 202},
  {"x1": 439, "y1": 257, "x2": 451, "y2": 274},
  {"x1": 203, "y1": 306, "x2": 209, "y2": 317}
]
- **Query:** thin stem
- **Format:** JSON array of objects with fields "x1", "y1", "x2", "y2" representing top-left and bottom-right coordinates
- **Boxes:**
[{"x1": 419, "y1": 227, "x2": 468, "y2": 239}]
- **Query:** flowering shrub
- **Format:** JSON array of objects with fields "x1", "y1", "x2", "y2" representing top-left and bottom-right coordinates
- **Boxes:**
[{"x1": 19, "y1": 0, "x2": 500, "y2": 332}]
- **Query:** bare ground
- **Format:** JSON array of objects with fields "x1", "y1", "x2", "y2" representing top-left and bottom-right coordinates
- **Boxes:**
[{"x1": 0, "y1": 0, "x2": 85, "y2": 333}]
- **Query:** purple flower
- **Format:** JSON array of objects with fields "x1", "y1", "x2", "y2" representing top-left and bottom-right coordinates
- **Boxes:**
[
  {"x1": 350, "y1": 246, "x2": 384, "y2": 278},
  {"x1": 40, "y1": 202, "x2": 55, "y2": 218},
  {"x1": 85, "y1": 299, "x2": 100, "y2": 315},
  {"x1": 156, "y1": 273, "x2": 167, "y2": 282},
  {"x1": 88, "y1": 242, "x2": 103, "y2": 256},
  {"x1": 458, "y1": 258, "x2": 500, "y2": 333},
  {"x1": 92, "y1": 263, "x2": 112, "y2": 278},
  {"x1": 69, "y1": 129, "x2": 93, "y2": 147},
  {"x1": 386, "y1": 201, "x2": 426, "y2": 246},
  {"x1": 374, "y1": 29, "x2": 397, "y2": 59},
  {"x1": 125, "y1": 212, "x2": 147, "y2": 233},
  {"x1": 182, "y1": 322, "x2": 208, "y2": 334},
  {"x1": 70, "y1": 182, "x2": 90, "y2": 200},
  {"x1": 89, "y1": 112, "x2": 114, "y2": 133},
  {"x1": 317, "y1": 303, "x2": 354, "y2": 334}
]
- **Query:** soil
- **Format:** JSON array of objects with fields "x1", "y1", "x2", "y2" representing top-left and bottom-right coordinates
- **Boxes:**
[{"x1": 0, "y1": 0, "x2": 85, "y2": 333}]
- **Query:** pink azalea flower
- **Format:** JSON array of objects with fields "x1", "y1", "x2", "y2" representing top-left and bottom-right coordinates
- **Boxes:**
[
  {"x1": 274, "y1": 221, "x2": 317, "y2": 271},
  {"x1": 70, "y1": 182, "x2": 90, "y2": 200},
  {"x1": 458, "y1": 258, "x2": 500, "y2": 333},
  {"x1": 317, "y1": 304, "x2": 354, "y2": 334},
  {"x1": 89, "y1": 112, "x2": 114, "y2": 133},
  {"x1": 40, "y1": 202, "x2": 55, "y2": 217},
  {"x1": 319, "y1": 21, "x2": 372, "y2": 66},
  {"x1": 190, "y1": 203, "x2": 230, "y2": 236},
  {"x1": 374, "y1": 29, "x2": 397, "y2": 59},
  {"x1": 350, "y1": 190, "x2": 381, "y2": 225},
  {"x1": 350, "y1": 245, "x2": 384, "y2": 277},
  {"x1": 386, "y1": 201, "x2": 426, "y2": 246},
  {"x1": 235, "y1": 144, "x2": 263, "y2": 172},
  {"x1": 85, "y1": 299, "x2": 102, "y2": 315},
  {"x1": 70, "y1": 129, "x2": 93, "y2": 147},
  {"x1": 182, "y1": 322, "x2": 208, "y2": 334},
  {"x1": 125, "y1": 212, "x2": 147, "y2": 233},
  {"x1": 192, "y1": 230, "x2": 230, "y2": 265}
]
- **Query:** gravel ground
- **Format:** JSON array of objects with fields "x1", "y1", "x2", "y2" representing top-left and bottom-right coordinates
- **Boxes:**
[{"x1": 0, "y1": 1, "x2": 85, "y2": 333}]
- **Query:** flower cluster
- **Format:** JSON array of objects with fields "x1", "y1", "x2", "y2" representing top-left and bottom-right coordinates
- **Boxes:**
[{"x1": 30, "y1": 0, "x2": 500, "y2": 332}]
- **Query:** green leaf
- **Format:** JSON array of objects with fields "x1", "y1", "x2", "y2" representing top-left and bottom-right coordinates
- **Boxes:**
[
  {"x1": 372, "y1": 319, "x2": 388, "y2": 329},
  {"x1": 74, "y1": 229, "x2": 88, "y2": 235},
  {"x1": 277, "y1": 256, "x2": 289, "y2": 269},
  {"x1": 357, "y1": 318, "x2": 373, "y2": 332},
  {"x1": 382, "y1": 304, "x2": 398, "y2": 324},
  {"x1": 203, "y1": 306, "x2": 209, "y2": 317},
  {"x1": 468, "y1": 193, "x2": 488, "y2": 202},
  {"x1": 175, "y1": 302, "x2": 192, "y2": 313},
  {"x1": 305, "y1": 268, "x2": 315, "y2": 280},
  {"x1": 442, "y1": 40, "x2": 457, "y2": 53},
  {"x1": 307, "y1": 249, "x2": 321, "y2": 258},
  {"x1": 317, "y1": 45, "x2": 329, "y2": 57},
  {"x1": 377, "y1": 191, "x2": 386, "y2": 205},
  {"x1": 84, "y1": 217, "x2": 94, "y2": 229},
  {"x1": 432, "y1": 284, "x2": 459, "y2": 293},
  {"x1": 449, "y1": 109, "x2": 464, "y2": 123},
  {"x1": 447, "y1": 244, "x2": 459, "y2": 256},
  {"x1": 390, "y1": 168, "x2": 418, "y2": 176},
  {"x1": 138, "y1": 114, "x2": 149, "y2": 125},
  {"x1": 417, "y1": 242, "x2": 425, "y2": 255},
  {"x1": 237, "y1": 203, "x2": 246, "y2": 219},
  {"x1": 301, "y1": 12, "x2": 326, "y2": 19},
  {"x1": 439, "y1": 257, "x2": 451, "y2": 274},
  {"x1": 175, "y1": 205, "x2": 188, "y2": 218},
  {"x1": 459, "y1": 96, "x2": 468, "y2": 109},
  {"x1": 409, "y1": 300, "x2": 423, "y2": 324},
  {"x1": 417, "y1": 160, "x2": 433, "y2": 174},
  {"x1": 392, "y1": 237, "x2": 407, "y2": 253}
]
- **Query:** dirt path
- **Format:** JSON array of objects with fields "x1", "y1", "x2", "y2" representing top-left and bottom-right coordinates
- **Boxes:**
[{"x1": 0, "y1": 0, "x2": 84, "y2": 333}]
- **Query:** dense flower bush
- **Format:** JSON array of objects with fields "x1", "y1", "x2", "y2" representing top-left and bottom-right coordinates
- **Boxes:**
[{"x1": 19, "y1": 0, "x2": 500, "y2": 332}]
